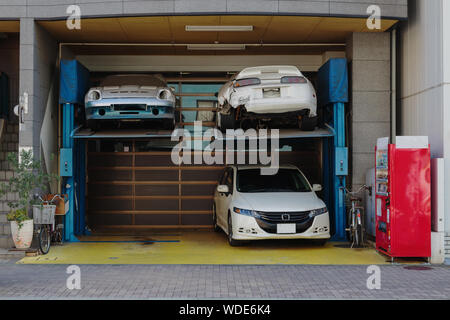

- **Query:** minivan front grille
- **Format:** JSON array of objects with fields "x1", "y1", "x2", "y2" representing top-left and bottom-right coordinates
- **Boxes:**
[{"x1": 257, "y1": 210, "x2": 310, "y2": 223}]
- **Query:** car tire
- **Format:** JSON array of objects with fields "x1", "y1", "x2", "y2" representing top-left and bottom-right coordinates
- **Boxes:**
[
  {"x1": 86, "y1": 119, "x2": 99, "y2": 131},
  {"x1": 212, "y1": 204, "x2": 221, "y2": 233},
  {"x1": 299, "y1": 115, "x2": 317, "y2": 131},
  {"x1": 312, "y1": 239, "x2": 328, "y2": 246},
  {"x1": 218, "y1": 108, "x2": 236, "y2": 132},
  {"x1": 227, "y1": 213, "x2": 243, "y2": 247},
  {"x1": 163, "y1": 118, "x2": 176, "y2": 130}
]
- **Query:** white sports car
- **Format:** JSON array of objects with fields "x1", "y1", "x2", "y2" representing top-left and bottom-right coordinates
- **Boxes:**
[
  {"x1": 217, "y1": 65, "x2": 318, "y2": 131},
  {"x1": 213, "y1": 165, "x2": 330, "y2": 246}
]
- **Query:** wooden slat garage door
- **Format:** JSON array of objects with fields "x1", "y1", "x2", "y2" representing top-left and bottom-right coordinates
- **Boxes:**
[{"x1": 87, "y1": 145, "x2": 224, "y2": 230}]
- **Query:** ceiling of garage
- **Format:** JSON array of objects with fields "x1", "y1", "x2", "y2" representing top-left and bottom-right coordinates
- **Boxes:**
[
  {"x1": 38, "y1": 15, "x2": 397, "y2": 44},
  {"x1": 0, "y1": 21, "x2": 19, "y2": 33}
]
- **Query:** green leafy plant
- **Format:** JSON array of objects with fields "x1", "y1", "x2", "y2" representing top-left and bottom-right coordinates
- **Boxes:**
[
  {"x1": 6, "y1": 208, "x2": 29, "y2": 229},
  {"x1": 0, "y1": 149, "x2": 59, "y2": 229}
]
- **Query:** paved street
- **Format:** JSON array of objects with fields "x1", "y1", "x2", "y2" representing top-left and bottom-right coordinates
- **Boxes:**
[{"x1": 0, "y1": 259, "x2": 449, "y2": 299}]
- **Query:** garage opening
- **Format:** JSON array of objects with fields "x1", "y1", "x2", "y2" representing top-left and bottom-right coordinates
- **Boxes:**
[{"x1": 61, "y1": 64, "x2": 343, "y2": 245}]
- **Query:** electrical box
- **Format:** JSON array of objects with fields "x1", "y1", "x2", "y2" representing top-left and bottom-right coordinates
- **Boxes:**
[
  {"x1": 335, "y1": 147, "x2": 348, "y2": 176},
  {"x1": 60, "y1": 148, "x2": 73, "y2": 177}
]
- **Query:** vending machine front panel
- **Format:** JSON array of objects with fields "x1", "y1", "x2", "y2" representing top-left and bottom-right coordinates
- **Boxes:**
[{"x1": 375, "y1": 137, "x2": 431, "y2": 259}]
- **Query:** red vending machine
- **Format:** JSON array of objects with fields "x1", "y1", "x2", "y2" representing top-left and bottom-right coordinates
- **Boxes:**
[{"x1": 375, "y1": 136, "x2": 431, "y2": 260}]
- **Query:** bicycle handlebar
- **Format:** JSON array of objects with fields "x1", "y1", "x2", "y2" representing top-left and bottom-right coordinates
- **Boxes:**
[
  {"x1": 341, "y1": 185, "x2": 369, "y2": 195},
  {"x1": 38, "y1": 194, "x2": 63, "y2": 204}
]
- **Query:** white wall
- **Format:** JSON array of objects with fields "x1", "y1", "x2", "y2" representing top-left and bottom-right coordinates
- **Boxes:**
[
  {"x1": 400, "y1": 0, "x2": 444, "y2": 157},
  {"x1": 400, "y1": 0, "x2": 450, "y2": 234}
]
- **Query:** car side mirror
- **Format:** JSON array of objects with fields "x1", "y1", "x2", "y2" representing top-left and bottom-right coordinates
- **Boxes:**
[
  {"x1": 312, "y1": 184, "x2": 322, "y2": 192},
  {"x1": 217, "y1": 185, "x2": 230, "y2": 194}
]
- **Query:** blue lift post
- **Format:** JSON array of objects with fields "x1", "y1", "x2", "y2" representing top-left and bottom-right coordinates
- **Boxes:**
[
  {"x1": 61, "y1": 103, "x2": 78, "y2": 242},
  {"x1": 317, "y1": 58, "x2": 349, "y2": 241},
  {"x1": 59, "y1": 60, "x2": 90, "y2": 242}
]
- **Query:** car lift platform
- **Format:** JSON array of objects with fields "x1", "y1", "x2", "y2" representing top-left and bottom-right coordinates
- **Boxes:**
[{"x1": 72, "y1": 127, "x2": 334, "y2": 139}]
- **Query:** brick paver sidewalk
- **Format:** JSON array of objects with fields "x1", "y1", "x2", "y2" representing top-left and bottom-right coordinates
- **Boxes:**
[{"x1": 1, "y1": 259, "x2": 449, "y2": 299}]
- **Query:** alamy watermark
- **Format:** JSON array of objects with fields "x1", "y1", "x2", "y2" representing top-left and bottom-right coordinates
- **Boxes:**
[
  {"x1": 366, "y1": 5, "x2": 381, "y2": 30},
  {"x1": 66, "y1": 5, "x2": 81, "y2": 30},
  {"x1": 366, "y1": 265, "x2": 381, "y2": 290},
  {"x1": 171, "y1": 121, "x2": 280, "y2": 175},
  {"x1": 66, "y1": 265, "x2": 81, "y2": 290}
]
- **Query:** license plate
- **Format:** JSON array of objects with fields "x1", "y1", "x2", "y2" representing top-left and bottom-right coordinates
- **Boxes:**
[
  {"x1": 277, "y1": 224, "x2": 296, "y2": 234},
  {"x1": 263, "y1": 88, "x2": 280, "y2": 98}
]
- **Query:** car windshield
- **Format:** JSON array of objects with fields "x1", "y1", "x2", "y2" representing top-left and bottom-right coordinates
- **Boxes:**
[{"x1": 236, "y1": 168, "x2": 311, "y2": 193}]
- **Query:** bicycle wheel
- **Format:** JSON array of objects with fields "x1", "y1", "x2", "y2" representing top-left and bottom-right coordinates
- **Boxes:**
[
  {"x1": 346, "y1": 210, "x2": 353, "y2": 242},
  {"x1": 356, "y1": 224, "x2": 363, "y2": 248},
  {"x1": 39, "y1": 225, "x2": 51, "y2": 254},
  {"x1": 349, "y1": 211, "x2": 357, "y2": 246},
  {"x1": 355, "y1": 209, "x2": 363, "y2": 248}
]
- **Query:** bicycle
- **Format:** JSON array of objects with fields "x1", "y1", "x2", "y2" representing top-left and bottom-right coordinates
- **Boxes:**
[
  {"x1": 344, "y1": 185, "x2": 369, "y2": 248},
  {"x1": 33, "y1": 194, "x2": 64, "y2": 254}
]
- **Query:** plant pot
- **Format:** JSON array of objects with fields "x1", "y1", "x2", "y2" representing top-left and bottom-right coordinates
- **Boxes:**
[{"x1": 10, "y1": 219, "x2": 33, "y2": 249}]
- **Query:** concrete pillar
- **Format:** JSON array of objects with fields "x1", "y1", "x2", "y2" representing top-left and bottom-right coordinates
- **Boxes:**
[
  {"x1": 346, "y1": 32, "x2": 391, "y2": 192},
  {"x1": 19, "y1": 18, "x2": 57, "y2": 158}
]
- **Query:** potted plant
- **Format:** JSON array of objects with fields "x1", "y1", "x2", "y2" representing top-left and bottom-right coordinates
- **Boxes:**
[{"x1": 0, "y1": 150, "x2": 58, "y2": 249}]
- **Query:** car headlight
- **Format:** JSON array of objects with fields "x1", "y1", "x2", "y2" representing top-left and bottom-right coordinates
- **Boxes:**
[
  {"x1": 309, "y1": 207, "x2": 328, "y2": 218},
  {"x1": 87, "y1": 90, "x2": 101, "y2": 101},
  {"x1": 233, "y1": 207, "x2": 260, "y2": 218},
  {"x1": 158, "y1": 89, "x2": 173, "y2": 101}
]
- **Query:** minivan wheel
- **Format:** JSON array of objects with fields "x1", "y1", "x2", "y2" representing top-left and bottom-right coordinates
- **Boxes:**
[
  {"x1": 227, "y1": 214, "x2": 243, "y2": 246},
  {"x1": 312, "y1": 239, "x2": 328, "y2": 246},
  {"x1": 212, "y1": 204, "x2": 220, "y2": 232}
]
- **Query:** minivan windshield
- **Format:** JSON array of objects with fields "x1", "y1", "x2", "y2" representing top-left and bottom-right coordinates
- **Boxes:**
[{"x1": 236, "y1": 168, "x2": 312, "y2": 193}]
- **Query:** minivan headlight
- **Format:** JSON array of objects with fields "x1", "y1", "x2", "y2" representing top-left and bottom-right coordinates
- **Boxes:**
[
  {"x1": 233, "y1": 207, "x2": 260, "y2": 218},
  {"x1": 309, "y1": 207, "x2": 328, "y2": 218}
]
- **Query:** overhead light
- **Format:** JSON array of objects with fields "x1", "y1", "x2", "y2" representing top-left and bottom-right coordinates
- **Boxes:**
[
  {"x1": 185, "y1": 25, "x2": 253, "y2": 32},
  {"x1": 187, "y1": 44, "x2": 246, "y2": 51}
]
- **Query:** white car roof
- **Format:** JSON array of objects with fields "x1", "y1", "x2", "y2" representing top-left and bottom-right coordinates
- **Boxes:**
[
  {"x1": 232, "y1": 164, "x2": 300, "y2": 171},
  {"x1": 237, "y1": 65, "x2": 301, "y2": 79}
]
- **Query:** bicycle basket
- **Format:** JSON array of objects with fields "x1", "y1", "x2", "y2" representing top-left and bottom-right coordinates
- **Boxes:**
[{"x1": 32, "y1": 205, "x2": 56, "y2": 225}]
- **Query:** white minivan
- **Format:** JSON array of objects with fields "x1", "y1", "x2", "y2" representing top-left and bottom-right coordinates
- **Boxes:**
[{"x1": 213, "y1": 165, "x2": 330, "y2": 246}]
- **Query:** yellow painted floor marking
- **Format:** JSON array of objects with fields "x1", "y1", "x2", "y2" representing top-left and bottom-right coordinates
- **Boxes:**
[{"x1": 18, "y1": 230, "x2": 409, "y2": 265}]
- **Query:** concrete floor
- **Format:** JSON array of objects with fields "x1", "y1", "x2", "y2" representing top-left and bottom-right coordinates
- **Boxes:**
[{"x1": 17, "y1": 229, "x2": 398, "y2": 265}]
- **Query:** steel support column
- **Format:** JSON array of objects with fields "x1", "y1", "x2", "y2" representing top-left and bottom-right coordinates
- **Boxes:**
[
  {"x1": 62, "y1": 103, "x2": 79, "y2": 242},
  {"x1": 331, "y1": 102, "x2": 347, "y2": 241}
]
